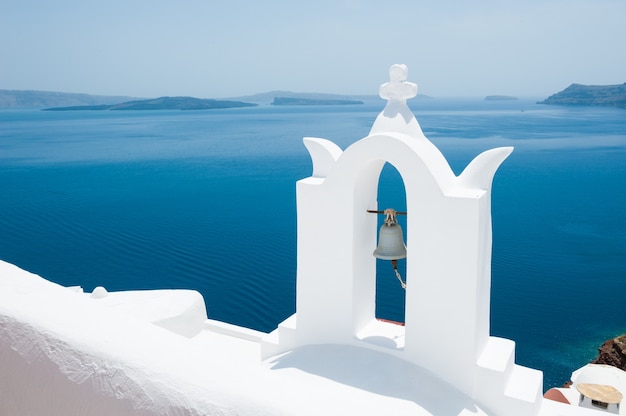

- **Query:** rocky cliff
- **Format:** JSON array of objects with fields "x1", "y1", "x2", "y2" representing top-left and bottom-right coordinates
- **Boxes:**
[{"x1": 592, "y1": 334, "x2": 626, "y2": 371}]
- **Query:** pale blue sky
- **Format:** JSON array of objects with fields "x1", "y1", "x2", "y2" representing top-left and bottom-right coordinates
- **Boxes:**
[{"x1": 1, "y1": 0, "x2": 625, "y2": 98}]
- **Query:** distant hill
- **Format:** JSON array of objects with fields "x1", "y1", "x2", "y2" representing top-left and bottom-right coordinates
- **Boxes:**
[
  {"x1": 226, "y1": 91, "x2": 377, "y2": 105},
  {"x1": 0, "y1": 89, "x2": 137, "y2": 108},
  {"x1": 539, "y1": 83, "x2": 626, "y2": 109},
  {"x1": 43, "y1": 96, "x2": 257, "y2": 111},
  {"x1": 271, "y1": 97, "x2": 363, "y2": 106},
  {"x1": 2, "y1": 89, "x2": 434, "y2": 109},
  {"x1": 485, "y1": 95, "x2": 518, "y2": 101},
  {"x1": 228, "y1": 91, "x2": 433, "y2": 105}
]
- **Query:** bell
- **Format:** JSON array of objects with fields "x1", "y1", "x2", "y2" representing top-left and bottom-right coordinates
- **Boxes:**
[{"x1": 373, "y1": 222, "x2": 407, "y2": 260}]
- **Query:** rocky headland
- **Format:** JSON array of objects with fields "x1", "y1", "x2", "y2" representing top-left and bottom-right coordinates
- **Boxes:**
[{"x1": 539, "y1": 83, "x2": 626, "y2": 109}]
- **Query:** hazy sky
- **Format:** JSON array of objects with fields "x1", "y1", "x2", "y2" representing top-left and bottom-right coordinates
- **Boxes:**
[{"x1": 1, "y1": 0, "x2": 625, "y2": 98}]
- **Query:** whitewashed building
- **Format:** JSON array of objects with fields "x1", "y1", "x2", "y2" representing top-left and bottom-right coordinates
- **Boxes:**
[{"x1": 1, "y1": 65, "x2": 623, "y2": 416}]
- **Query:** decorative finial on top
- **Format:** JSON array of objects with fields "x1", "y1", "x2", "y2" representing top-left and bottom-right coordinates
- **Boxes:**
[
  {"x1": 379, "y1": 64, "x2": 418, "y2": 103},
  {"x1": 369, "y1": 64, "x2": 424, "y2": 139}
]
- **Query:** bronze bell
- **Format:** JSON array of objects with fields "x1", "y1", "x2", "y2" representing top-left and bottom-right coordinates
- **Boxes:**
[{"x1": 373, "y1": 208, "x2": 407, "y2": 261}]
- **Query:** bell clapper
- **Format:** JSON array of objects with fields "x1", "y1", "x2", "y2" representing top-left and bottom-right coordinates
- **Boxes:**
[{"x1": 391, "y1": 259, "x2": 406, "y2": 289}]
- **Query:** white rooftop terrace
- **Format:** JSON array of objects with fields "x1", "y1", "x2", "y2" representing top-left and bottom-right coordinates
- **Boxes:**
[
  {"x1": 2, "y1": 261, "x2": 622, "y2": 415},
  {"x1": 1, "y1": 260, "x2": 489, "y2": 416}
]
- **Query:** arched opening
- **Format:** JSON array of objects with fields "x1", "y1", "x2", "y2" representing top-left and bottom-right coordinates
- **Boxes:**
[{"x1": 374, "y1": 162, "x2": 407, "y2": 324}]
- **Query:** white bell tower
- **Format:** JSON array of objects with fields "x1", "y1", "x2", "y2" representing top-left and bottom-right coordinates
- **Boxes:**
[{"x1": 262, "y1": 64, "x2": 544, "y2": 416}]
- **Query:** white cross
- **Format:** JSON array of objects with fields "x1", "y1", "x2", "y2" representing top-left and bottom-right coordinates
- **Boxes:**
[{"x1": 379, "y1": 64, "x2": 418, "y2": 103}]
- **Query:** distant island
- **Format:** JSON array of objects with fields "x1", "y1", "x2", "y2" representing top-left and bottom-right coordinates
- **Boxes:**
[
  {"x1": 43, "y1": 96, "x2": 257, "y2": 111},
  {"x1": 228, "y1": 91, "x2": 379, "y2": 105},
  {"x1": 0, "y1": 89, "x2": 137, "y2": 108},
  {"x1": 271, "y1": 97, "x2": 363, "y2": 106},
  {"x1": 539, "y1": 83, "x2": 626, "y2": 109},
  {"x1": 1, "y1": 89, "x2": 433, "y2": 108},
  {"x1": 485, "y1": 95, "x2": 518, "y2": 101}
]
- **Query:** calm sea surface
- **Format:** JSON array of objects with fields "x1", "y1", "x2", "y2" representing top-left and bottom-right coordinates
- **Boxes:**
[{"x1": 1, "y1": 99, "x2": 625, "y2": 389}]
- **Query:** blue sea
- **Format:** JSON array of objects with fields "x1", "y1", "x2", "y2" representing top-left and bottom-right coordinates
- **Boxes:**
[{"x1": 1, "y1": 99, "x2": 625, "y2": 390}]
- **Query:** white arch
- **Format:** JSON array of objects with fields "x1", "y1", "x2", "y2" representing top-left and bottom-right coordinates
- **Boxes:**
[{"x1": 291, "y1": 132, "x2": 514, "y2": 394}]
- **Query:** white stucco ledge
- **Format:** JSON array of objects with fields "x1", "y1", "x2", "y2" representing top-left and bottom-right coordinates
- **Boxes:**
[
  {"x1": 79, "y1": 285, "x2": 208, "y2": 338},
  {"x1": 1, "y1": 260, "x2": 618, "y2": 416}
]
